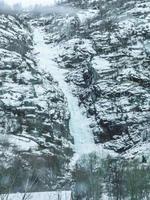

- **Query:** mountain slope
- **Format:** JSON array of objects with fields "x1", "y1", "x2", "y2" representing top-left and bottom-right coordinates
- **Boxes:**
[
  {"x1": 41, "y1": 0, "x2": 150, "y2": 158},
  {"x1": 0, "y1": 14, "x2": 73, "y2": 192}
]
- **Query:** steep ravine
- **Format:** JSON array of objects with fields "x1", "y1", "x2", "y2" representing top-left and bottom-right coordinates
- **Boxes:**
[
  {"x1": 33, "y1": 26, "x2": 98, "y2": 162},
  {"x1": 41, "y1": 0, "x2": 150, "y2": 159}
]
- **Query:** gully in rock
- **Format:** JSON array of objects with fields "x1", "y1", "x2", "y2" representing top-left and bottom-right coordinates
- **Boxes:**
[{"x1": 33, "y1": 27, "x2": 97, "y2": 162}]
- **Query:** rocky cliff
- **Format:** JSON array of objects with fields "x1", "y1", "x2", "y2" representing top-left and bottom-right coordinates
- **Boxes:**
[
  {"x1": 0, "y1": 14, "x2": 72, "y2": 192},
  {"x1": 42, "y1": 0, "x2": 150, "y2": 157},
  {"x1": 0, "y1": 0, "x2": 150, "y2": 194}
]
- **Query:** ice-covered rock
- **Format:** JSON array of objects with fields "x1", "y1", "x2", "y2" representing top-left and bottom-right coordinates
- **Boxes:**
[
  {"x1": 41, "y1": 0, "x2": 150, "y2": 157},
  {"x1": 0, "y1": 14, "x2": 73, "y2": 192}
]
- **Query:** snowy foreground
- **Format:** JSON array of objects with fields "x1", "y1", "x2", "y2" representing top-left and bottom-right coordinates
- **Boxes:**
[
  {"x1": 0, "y1": 192, "x2": 111, "y2": 200},
  {"x1": 0, "y1": 191, "x2": 72, "y2": 200}
]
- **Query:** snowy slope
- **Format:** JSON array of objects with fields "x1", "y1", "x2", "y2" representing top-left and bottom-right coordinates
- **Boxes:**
[{"x1": 40, "y1": 0, "x2": 150, "y2": 159}]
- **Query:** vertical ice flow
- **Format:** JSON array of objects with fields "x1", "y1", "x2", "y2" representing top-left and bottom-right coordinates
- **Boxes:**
[{"x1": 33, "y1": 28, "x2": 97, "y2": 161}]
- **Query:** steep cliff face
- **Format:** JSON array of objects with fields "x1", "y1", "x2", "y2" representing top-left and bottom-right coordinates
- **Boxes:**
[
  {"x1": 0, "y1": 14, "x2": 73, "y2": 192},
  {"x1": 0, "y1": 0, "x2": 149, "y2": 194},
  {"x1": 42, "y1": 0, "x2": 150, "y2": 156}
]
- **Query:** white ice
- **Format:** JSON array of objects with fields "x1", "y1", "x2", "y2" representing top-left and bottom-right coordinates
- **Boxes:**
[
  {"x1": 33, "y1": 27, "x2": 116, "y2": 166},
  {"x1": 33, "y1": 28, "x2": 97, "y2": 158}
]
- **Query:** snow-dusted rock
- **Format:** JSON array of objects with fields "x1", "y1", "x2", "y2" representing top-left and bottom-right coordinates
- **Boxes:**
[
  {"x1": 42, "y1": 0, "x2": 150, "y2": 157},
  {"x1": 0, "y1": 14, "x2": 73, "y2": 192}
]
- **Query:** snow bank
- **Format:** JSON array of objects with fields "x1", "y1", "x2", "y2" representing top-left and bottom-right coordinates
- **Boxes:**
[{"x1": 1, "y1": 191, "x2": 72, "y2": 200}]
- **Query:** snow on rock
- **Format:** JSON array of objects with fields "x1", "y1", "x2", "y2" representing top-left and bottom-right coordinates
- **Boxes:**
[
  {"x1": 91, "y1": 56, "x2": 111, "y2": 72},
  {"x1": 41, "y1": 0, "x2": 150, "y2": 159},
  {"x1": 33, "y1": 27, "x2": 98, "y2": 158},
  {"x1": 77, "y1": 9, "x2": 99, "y2": 24},
  {"x1": 0, "y1": 14, "x2": 73, "y2": 192},
  {"x1": 1, "y1": 134, "x2": 38, "y2": 151}
]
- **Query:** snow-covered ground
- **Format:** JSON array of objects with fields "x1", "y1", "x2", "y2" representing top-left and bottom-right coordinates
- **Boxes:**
[{"x1": 0, "y1": 191, "x2": 71, "y2": 200}]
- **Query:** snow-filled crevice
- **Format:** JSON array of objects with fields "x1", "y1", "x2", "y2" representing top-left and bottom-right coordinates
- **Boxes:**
[{"x1": 33, "y1": 27, "x2": 97, "y2": 161}]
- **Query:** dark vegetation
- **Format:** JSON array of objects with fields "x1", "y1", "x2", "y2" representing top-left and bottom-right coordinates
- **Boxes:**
[{"x1": 72, "y1": 153, "x2": 150, "y2": 200}]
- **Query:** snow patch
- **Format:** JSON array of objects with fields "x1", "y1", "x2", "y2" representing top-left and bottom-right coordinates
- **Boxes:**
[
  {"x1": 92, "y1": 56, "x2": 111, "y2": 71},
  {"x1": 77, "y1": 9, "x2": 99, "y2": 24},
  {"x1": 0, "y1": 134, "x2": 38, "y2": 151}
]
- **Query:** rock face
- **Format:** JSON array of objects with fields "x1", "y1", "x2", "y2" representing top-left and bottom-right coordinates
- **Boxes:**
[
  {"x1": 0, "y1": 0, "x2": 150, "y2": 193},
  {"x1": 43, "y1": 0, "x2": 150, "y2": 155},
  {"x1": 0, "y1": 14, "x2": 73, "y2": 192}
]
